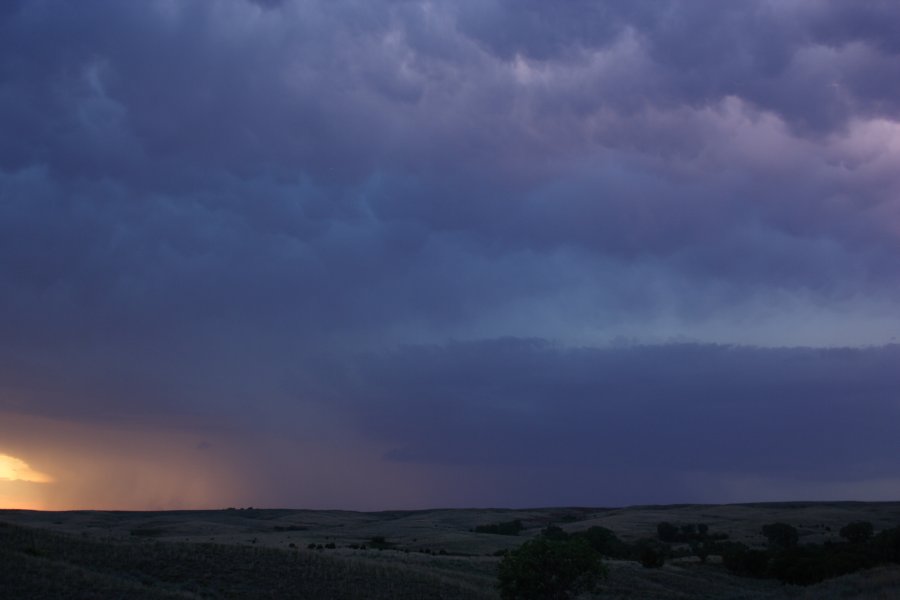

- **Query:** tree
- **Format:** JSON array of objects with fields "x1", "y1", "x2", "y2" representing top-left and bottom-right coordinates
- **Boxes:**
[
  {"x1": 873, "y1": 526, "x2": 900, "y2": 563},
  {"x1": 497, "y1": 537, "x2": 606, "y2": 600},
  {"x1": 636, "y1": 539, "x2": 666, "y2": 568},
  {"x1": 577, "y1": 526, "x2": 628, "y2": 558},
  {"x1": 656, "y1": 521, "x2": 679, "y2": 543},
  {"x1": 762, "y1": 523, "x2": 799, "y2": 549},
  {"x1": 475, "y1": 519, "x2": 525, "y2": 536},
  {"x1": 721, "y1": 542, "x2": 770, "y2": 577}
]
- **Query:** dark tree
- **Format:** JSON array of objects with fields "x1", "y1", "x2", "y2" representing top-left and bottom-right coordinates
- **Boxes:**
[
  {"x1": 657, "y1": 522, "x2": 679, "y2": 543},
  {"x1": 721, "y1": 542, "x2": 770, "y2": 577},
  {"x1": 636, "y1": 539, "x2": 667, "y2": 568},
  {"x1": 577, "y1": 526, "x2": 628, "y2": 558},
  {"x1": 762, "y1": 523, "x2": 799, "y2": 549},
  {"x1": 497, "y1": 538, "x2": 606, "y2": 600},
  {"x1": 874, "y1": 526, "x2": 900, "y2": 563},
  {"x1": 840, "y1": 521, "x2": 874, "y2": 544},
  {"x1": 475, "y1": 520, "x2": 525, "y2": 536}
]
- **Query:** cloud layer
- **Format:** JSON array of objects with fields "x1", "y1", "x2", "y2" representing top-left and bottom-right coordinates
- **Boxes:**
[{"x1": 1, "y1": 0, "x2": 899, "y2": 508}]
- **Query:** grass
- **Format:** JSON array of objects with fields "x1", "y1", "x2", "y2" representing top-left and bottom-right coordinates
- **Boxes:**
[
  {"x1": 3, "y1": 501, "x2": 900, "y2": 599},
  {"x1": 0, "y1": 521, "x2": 495, "y2": 599}
]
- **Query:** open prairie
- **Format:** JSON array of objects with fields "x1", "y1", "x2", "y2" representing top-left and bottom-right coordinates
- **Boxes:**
[{"x1": 3, "y1": 502, "x2": 900, "y2": 599}]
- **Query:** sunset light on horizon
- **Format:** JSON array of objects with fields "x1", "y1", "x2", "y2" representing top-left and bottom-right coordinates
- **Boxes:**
[{"x1": 0, "y1": 453, "x2": 53, "y2": 484}]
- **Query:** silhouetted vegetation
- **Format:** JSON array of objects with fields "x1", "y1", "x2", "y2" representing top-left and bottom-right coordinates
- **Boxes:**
[
  {"x1": 540, "y1": 524, "x2": 569, "y2": 541},
  {"x1": 573, "y1": 526, "x2": 630, "y2": 559},
  {"x1": 874, "y1": 525, "x2": 900, "y2": 562},
  {"x1": 636, "y1": 539, "x2": 667, "y2": 568},
  {"x1": 368, "y1": 535, "x2": 395, "y2": 549},
  {"x1": 5, "y1": 505, "x2": 900, "y2": 599},
  {"x1": 717, "y1": 522, "x2": 900, "y2": 586},
  {"x1": 656, "y1": 521, "x2": 727, "y2": 543},
  {"x1": 767, "y1": 543, "x2": 880, "y2": 585},
  {"x1": 497, "y1": 515, "x2": 900, "y2": 590},
  {"x1": 507, "y1": 521, "x2": 669, "y2": 572},
  {"x1": 474, "y1": 519, "x2": 524, "y2": 536},
  {"x1": 657, "y1": 521, "x2": 679, "y2": 543},
  {"x1": 761, "y1": 522, "x2": 799, "y2": 549},
  {"x1": 497, "y1": 537, "x2": 605, "y2": 600},
  {"x1": 720, "y1": 542, "x2": 771, "y2": 577},
  {"x1": 840, "y1": 521, "x2": 874, "y2": 543}
]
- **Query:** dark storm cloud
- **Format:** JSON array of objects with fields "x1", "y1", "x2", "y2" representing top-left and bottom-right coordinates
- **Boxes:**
[
  {"x1": 2, "y1": 0, "x2": 898, "y2": 367},
  {"x1": 2, "y1": 0, "x2": 900, "y2": 506},
  {"x1": 457, "y1": 0, "x2": 900, "y2": 131},
  {"x1": 341, "y1": 339, "x2": 900, "y2": 480}
]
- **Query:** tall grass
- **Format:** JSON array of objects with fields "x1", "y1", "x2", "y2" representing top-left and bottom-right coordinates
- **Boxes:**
[{"x1": 0, "y1": 521, "x2": 495, "y2": 599}]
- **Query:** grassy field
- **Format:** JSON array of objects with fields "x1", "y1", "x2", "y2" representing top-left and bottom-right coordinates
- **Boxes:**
[{"x1": 2, "y1": 502, "x2": 899, "y2": 599}]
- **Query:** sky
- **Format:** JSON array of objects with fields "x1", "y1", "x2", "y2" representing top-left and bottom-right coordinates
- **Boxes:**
[{"x1": 1, "y1": 0, "x2": 900, "y2": 511}]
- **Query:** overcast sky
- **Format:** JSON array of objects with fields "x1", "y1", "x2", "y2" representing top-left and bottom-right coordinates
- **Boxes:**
[{"x1": 2, "y1": 0, "x2": 900, "y2": 510}]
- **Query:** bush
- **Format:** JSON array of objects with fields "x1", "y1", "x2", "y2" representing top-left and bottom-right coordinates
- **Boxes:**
[
  {"x1": 573, "y1": 526, "x2": 629, "y2": 559},
  {"x1": 657, "y1": 522, "x2": 679, "y2": 543},
  {"x1": 656, "y1": 521, "x2": 712, "y2": 543},
  {"x1": 368, "y1": 536, "x2": 394, "y2": 549},
  {"x1": 769, "y1": 544, "x2": 878, "y2": 585},
  {"x1": 635, "y1": 539, "x2": 666, "y2": 568},
  {"x1": 475, "y1": 520, "x2": 525, "y2": 536},
  {"x1": 721, "y1": 542, "x2": 770, "y2": 577},
  {"x1": 873, "y1": 526, "x2": 900, "y2": 563},
  {"x1": 762, "y1": 523, "x2": 799, "y2": 549},
  {"x1": 497, "y1": 538, "x2": 606, "y2": 600}
]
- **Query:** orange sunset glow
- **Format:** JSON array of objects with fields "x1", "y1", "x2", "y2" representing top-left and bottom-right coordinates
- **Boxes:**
[
  {"x1": 0, "y1": 453, "x2": 53, "y2": 510},
  {"x1": 0, "y1": 453, "x2": 53, "y2": 483}
]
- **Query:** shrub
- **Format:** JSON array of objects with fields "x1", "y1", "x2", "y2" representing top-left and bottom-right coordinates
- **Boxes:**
[
  {"x1": 475, "y1": 520, "x2": 525, "y2": 536},
  {"x1": 656, "y1": 522, "x2": 679, "y2": 543},
  {"x1": 769, "y1": 544, "x2": 878, "y2": 585},
  {"x1": 368, "y1": 536, "x2": 393, "y2": 549},
  {"x1": 573, "y1": 526, "x2": 628, "y2": 558},
  {"x1": 655, "y1": 521, "x2": 710, "y2": 543},
  {"x1": 873, "y1": 526, "x2": 900, "y2": 563},
  {"x1": 721, "y1": 542, "x2": 770, "y2": 577},
  {"x1": 762, "y1": 523, "x2": 799, "y2": 549},
  {"x1": 636, "y1": 539, "x2": 666, "y2": 568},
  {"x1": 497, "y1": 538, "x2": 606, "y2": 600}
]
